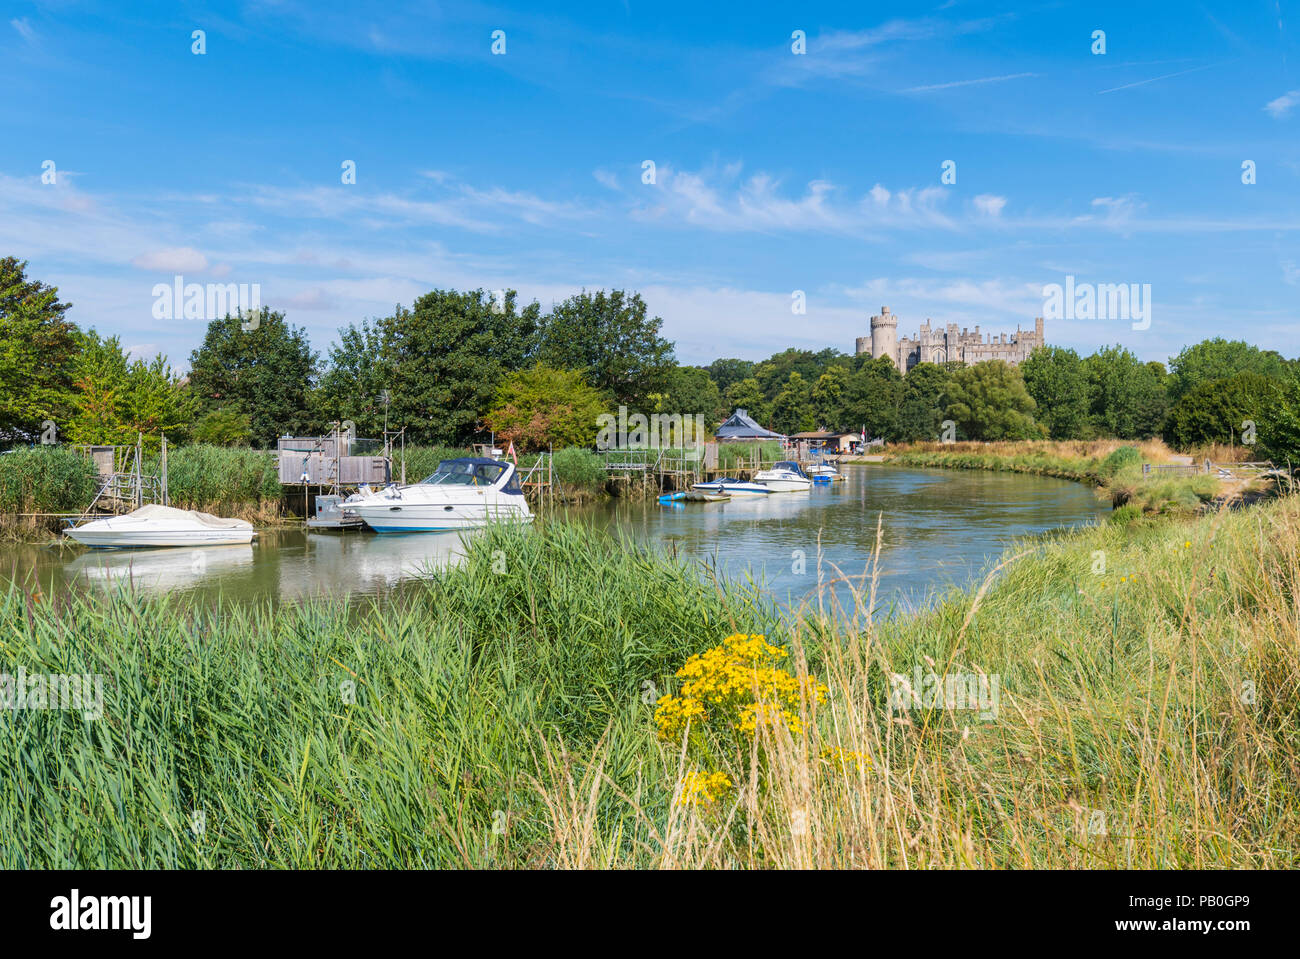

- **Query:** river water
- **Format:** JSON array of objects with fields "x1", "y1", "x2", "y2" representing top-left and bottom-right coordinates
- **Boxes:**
[{"x1": 2, "y1": 465, "x2": 1108, "y2": 612}]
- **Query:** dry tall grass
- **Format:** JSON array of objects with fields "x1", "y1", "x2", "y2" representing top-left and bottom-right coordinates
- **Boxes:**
[{"x1": 885, "y1": 438, "x2": 1178, "y2": 463}]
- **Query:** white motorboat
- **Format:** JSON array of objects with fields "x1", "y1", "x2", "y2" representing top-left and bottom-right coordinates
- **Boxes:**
[
  {"x1": 753, "y1": 461, "x2": 813, "y2": 492},
  {"x1": 692, "y1": 478, "x2": 772, "y2": 497},
  {"x1": 65, "y1": 505, "x2": 256, "y2": 548},
  {"x1": 344, "y1": 457, "x2": 532, "y2": 532},
  {"x1": 807, "y1": 462, "x2": 839, "y2": 477}
]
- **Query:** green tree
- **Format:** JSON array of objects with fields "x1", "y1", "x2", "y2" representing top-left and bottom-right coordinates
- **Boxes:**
[
  {"x1": 1021, "y1": 346, "x2": 1090, "y2": 439},
  {"x1": 895, "y1": 362, "x2": 953, "y2": 442},
  {"x1": 316, "y1": 320, "x2": 388, "y2": 438},
  {"x1": 843, "y1": 356, "x2": 903, "y2": 440},
  {"x1": 723, "y1": 377, "x2": 768, "y2": 425},
  {"x1": 359, "y1": 290, "x2": 539, "y2": 446},
  {"x1": 188, "y1": 309, "x2": 320, "y2": 447},
  {"x1": 662, "y1": 365, "x2": 723, "y2": 421},
  {"x1": 706, "y1": 358, "x2": 755, "y2": 394},
  {"x1": 1168, "y1": 338, "x2": 1289, "y2": 403},
  {"x1": 811, "y1": 365, "x2": 850, "y2": 430},
  {"x1": 944, "y1": 361, "x2": 1043, "y2": 440},
  {"x1": 484, "y1": 364, "x2": 608, "y2": 451},
  {"x1": 0, "y1": 257, "x2": 79, "y2": 440},
  {"x1": 1084, "y1": 346, "x2": 1168, "y2": 438},
  {"x1": 536, "y1": 290, "x2": 672, "y2": 408},
  {"x1": 769, "y1": 371, "x2": 815, "y2": 435},
  {"x1": 65, "y1": 331, "x2": 194, "y2": 449},
  {"x1": 1269, "y1": 368, "x2": 1300, "y2": 465},
  {"x1": 753, "y1": 348, "x2": 849, "y2": 403},
  {"x1": 1163, "y1": 372, "x2": 1283, "y2": 454},
  {"x1": 191, "y1": 408, "x2": 253, "y2": 446}
]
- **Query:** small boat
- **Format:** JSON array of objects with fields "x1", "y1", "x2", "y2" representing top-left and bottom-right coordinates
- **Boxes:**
[
  {"x1": 807, "y1": 462, "x2": 839, "y2": 478},
  {"x1": 65, "y1": 505, "x2": 256, "y2": 548},
  {"x1": 692, "y1": 478, "x2": 772, "y2": 497},
  {"x1": 753, "y1": 461, "x2": 813, "y2": 492},
  {"x1": 345, "y1": 457, "x2": 531, "y2": 532},
  {"x1": 660, "y1": 490, "x2": 730, "y2": 503}
]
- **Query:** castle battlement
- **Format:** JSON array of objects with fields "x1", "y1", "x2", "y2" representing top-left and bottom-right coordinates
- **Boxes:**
[{"x1": 858, "y1": 306, "x2": 1044, "y2": 371}]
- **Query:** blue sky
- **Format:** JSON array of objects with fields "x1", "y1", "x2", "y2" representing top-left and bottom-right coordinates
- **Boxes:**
[{"x1": 2, "y1": 0, "x2": 1297, "y2": 370}]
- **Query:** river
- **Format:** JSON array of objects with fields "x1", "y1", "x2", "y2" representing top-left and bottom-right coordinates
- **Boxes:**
[{"x1": 1, "y1": 465, "x2": 1108, "y2": 612}]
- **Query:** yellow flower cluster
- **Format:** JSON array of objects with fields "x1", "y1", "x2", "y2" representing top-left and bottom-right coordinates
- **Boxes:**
[
  {"x1": 655, "y1": 633, "x2": 827, "y2": 741},
  {"x1": 677, "y1": 770, "x2": 733, "y2": 806},
  {"x1": 821, "y1": 746, "x2": 872, "y2": 774}
]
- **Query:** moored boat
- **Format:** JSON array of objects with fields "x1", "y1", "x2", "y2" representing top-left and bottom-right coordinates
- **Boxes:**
[
  {"x1": 660, "y1": 490, "x2": 730, "y2": 503},
  {"x1": 692, "y1": 478, "x2": 772, "y2": 497},
  {"x1": 65, "y1": 505, "x2": 256, "y2": 548},
  {"x1": 753, "y1": 461, "x2": 813, "y2": 492},
  {"x1": 345, "y1": 457, "x2": 531, "y2": 532}
]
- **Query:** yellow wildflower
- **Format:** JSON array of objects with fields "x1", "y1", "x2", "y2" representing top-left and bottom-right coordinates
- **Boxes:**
[{"x1": 677, "y1": 770, "x2": 733, "y2": 806}]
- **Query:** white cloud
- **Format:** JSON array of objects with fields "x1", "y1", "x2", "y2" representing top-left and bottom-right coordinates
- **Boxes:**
[
  {"x1": 1265, "y1": 90, "x2": 1300, "y2": 118},
  {"x1": 633, "y1": 166, "x2": 955, "y2": 234},
  {"x1": 10, "y1": 18, "x2": 35, "y2": 44},
  {"x1": 973, "y1": 194, "x2": 1007, "y2": 217},
  {"x1": 285, "y1": 288, "x2": 336, "y2": 310},
  {"x1": 131, "y1": 247, "x2": 209, "y2": 272}
]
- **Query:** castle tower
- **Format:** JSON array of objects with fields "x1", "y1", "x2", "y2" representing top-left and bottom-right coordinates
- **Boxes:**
[{"x1": 870, "y1": 306, "x2": 899, "y2": 370}]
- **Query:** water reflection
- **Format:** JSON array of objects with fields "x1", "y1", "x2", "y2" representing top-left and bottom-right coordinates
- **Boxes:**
[
  {"x1": 66, "y1": 544, "x2": 256, "y2": 592},
  {"x1": 1, "y1": 465, "x2": 1108, "y2": 609}
]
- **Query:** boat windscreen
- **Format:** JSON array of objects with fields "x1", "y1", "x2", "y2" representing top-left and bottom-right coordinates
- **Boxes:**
[{"x1": 420, "y1": 460, "x2": 508, "y2": 486}]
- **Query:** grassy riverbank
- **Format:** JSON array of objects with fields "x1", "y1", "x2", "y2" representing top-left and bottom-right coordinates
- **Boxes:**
[
  {"x1": 3, "y1": 494, "x2": 1297, "y2": 868},
  {"x1": 877, "y1": 439, "x2": 1236, "y2": 516}
]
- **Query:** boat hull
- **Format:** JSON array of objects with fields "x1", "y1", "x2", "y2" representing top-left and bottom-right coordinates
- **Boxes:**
[
  {"x1": 692, "y1": 482, "x2": 770, "y2": 496},
  {"x1": 350, "y1": 503, "x2": 532, "y2": 532},
  {"x1": 66, "y1": 527, "x2": 255, "y2": 548},
  {"x1": 756, "y1": 479, "x2": 812, "y2": 492}
]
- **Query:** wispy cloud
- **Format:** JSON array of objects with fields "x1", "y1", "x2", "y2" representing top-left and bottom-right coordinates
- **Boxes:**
[
  {"x1": 769, "y1": 16, "x2": 1007, "y2": 86},
  {"x1": 1097, "y1": 60, "x2": 1232, "y2": 94},
  {"x1": 1265, "y1": 90, "x2": 1300, "y2": 117},
  {"x1": 900, "y1": 72, "x2": 1036, "y2": 94},
  {"x1": 9, "y1": 17, "x2": 36, "y2": 45},
  {"x1": 131, "y1": 248, "x2": 209, "y2": 272}
]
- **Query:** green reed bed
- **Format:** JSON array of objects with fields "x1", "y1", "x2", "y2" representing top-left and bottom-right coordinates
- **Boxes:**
[
  {"x1": 0, "y1": 521, "x2": 776, "y2": 868},
  {"x1": 0, "y1": 446, "x2": 99, "y2": 514},
  {"x1": 151, "y1": 445, "x2": 281, "y2": 517}
]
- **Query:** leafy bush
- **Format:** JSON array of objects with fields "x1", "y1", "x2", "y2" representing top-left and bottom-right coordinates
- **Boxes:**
[
  {"x1": 0, "y1": 446, "x2": 99, "y2": 513},
  {"x1": 1098, "y1": 445, "x2": 1143, "y2": 480}
]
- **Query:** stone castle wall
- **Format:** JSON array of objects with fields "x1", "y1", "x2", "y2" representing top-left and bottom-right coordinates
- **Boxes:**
[{"x1": 856, "y1": 306, "x2": 1045, "y2": 371}]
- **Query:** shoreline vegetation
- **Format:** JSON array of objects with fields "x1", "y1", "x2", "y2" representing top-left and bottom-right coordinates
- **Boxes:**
[
  {"x1": 3, "y1": 436, "x2": 1279, "y2": 542},
  {"x1": 3, "y1": 492, "x2": 1296, "y2": 868},
  {"x1": 866, "y1": 439, "x2": 1278, "y2": 518}
]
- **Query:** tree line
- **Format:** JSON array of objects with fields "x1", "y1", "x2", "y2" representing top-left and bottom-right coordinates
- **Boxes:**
[{"x1": 3, "y1": 256, "x2": 1298, "y2": 460}]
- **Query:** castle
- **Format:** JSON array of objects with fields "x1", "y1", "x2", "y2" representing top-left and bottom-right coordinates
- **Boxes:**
[{"x1": 854, "y1": 306, "x2": 1045, "y2": 372}]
